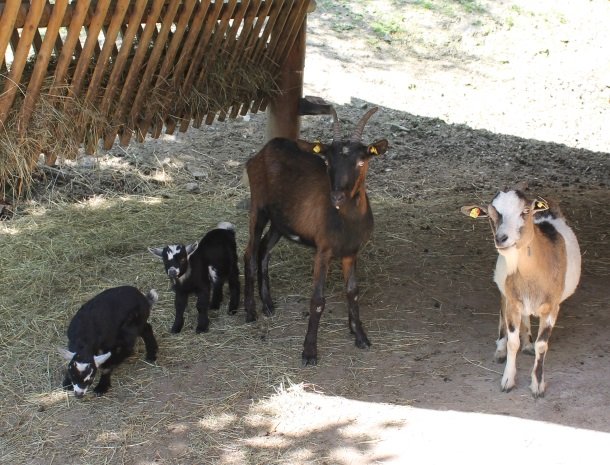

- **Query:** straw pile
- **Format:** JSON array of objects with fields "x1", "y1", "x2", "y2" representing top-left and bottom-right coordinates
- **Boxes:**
[
  {"x1": 0, "y1": 145, "x2": 434, "y2": 464},
  {"x1": 0, "y1": 51, "x2": 280, "y2": 199}
]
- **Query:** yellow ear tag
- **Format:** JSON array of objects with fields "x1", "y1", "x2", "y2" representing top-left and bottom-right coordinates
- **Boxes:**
[
  {"x1": 536, "y1": 200, "x2": 548, "y2": 209},
  {"x1": 312, "y1": 144, "x2": 321, "y2": 154},
  {"x1": 469, "y1": 207, "x2": 481, "y2": 219},
  {"x1": 369, "y1": 146, "x2": 378, "y2": 156}
]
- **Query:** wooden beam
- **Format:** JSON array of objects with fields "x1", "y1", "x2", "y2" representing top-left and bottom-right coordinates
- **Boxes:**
[{"x1": 265, "y1": 8, "x2": 306, "y2": 141}]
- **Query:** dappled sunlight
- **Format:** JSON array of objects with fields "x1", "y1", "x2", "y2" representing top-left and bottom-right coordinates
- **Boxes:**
[
  {"x1": 237, "y1": 383, "x2": 609, "y2": 464},
  {"x1": 26, "y1": 389, "x2": 71, "y2": 410},
  {"x1": 199, "y1": 412, "x2": 238, "y2": 431}
]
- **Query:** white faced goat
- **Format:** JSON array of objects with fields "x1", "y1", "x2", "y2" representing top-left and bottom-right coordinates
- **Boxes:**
[{"x1": 462, "y1": 189, "x2": 581, "y2": 397}]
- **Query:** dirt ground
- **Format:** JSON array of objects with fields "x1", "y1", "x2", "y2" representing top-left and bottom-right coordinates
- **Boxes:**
[{"x1": 1, "y1": 1, "x2": 609, "y2": 464}]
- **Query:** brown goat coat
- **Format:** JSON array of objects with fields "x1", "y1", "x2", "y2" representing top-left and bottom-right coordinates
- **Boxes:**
[{"x1": 244, "y1": 129, "x2": 387, "y2": 365}]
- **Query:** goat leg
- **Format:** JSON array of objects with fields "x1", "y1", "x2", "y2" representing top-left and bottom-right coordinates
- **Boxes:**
[
  {"x1": 195, "y1": 283, "x2": 211, "y2": 333},
  {"x1": 210, "y1": 280, "x2": 224, "y2": 310},
  {"x1": 501, "y1": 300, "x2": 522, "y2": 392},
  {"x1": 244, "y1": 212, "x2": 268, "y2": 322},
  {"x1": 494, "y1": 295, "x2": 508, "y2": 363},
  {"x1": 530, "y1": 304, "x2": 558, "y2": 398},
  {"x1": 228, "y1": 264, "x2": 240, "y2": 315},
  {"x1": 259, "y1": 226, "x2": 281, "y2": 316},
  {"x1": 302, "y1": 251, "x2": 331, "y2": 366},
  {"x1": 342, "y1": 255, "x2": 370, "y2": 349},
  {"x1": 171, "y1": 293, "x2": 188, "y2": 333},
  {"x1": 141, "y1": 323, "x2": 158, "y2": 362},
  {"x1": 94, "y1": 368, "x2": 112, "y2": 396},
  {"x1": 62, "y1": 372, "x2": 73, "y2": 390}
]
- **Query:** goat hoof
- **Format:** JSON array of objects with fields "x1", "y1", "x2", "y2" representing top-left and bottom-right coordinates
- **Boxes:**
[
  {"x1": 195, "y1": 325, "x2": 210, "y2": 334},
  {"x1": 145, "y1": 354, "x2": 157, "y2": 362},
  {"x1": 94, "y1": 386, "x2": 109, "y2": 396},
  {"x1": 227, "y1": 307, "x2": 238, "y2": 315},
  {"x1": 301, "y1": 354, "x2": 318, "y2": 367},
  {"x1": 170, "y1": 325, "x2": 183, "y2": 334},
  {"x1": 245, "y1": 313, "x2": 257, "y2": 323}
]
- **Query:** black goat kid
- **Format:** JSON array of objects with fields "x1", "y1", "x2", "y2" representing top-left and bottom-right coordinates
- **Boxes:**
[
  {"x1": 244, "y1": 107, "x2": 388, "y2": 365},
  {"x1": 60, "y1": 286, "x2": 158, "y2": 398},
  {"x1": 149, "y1": 222, "x2": 240, "y2": 333}
]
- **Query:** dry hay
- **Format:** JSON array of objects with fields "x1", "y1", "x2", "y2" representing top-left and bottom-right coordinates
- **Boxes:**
[
  {"x1": 0, "y1": 52, "x2": 280, "y2": 200},
  {"x1": 0, "y1": 157, "x2": 432, "y2": 464},
  {"x1": 1, "y1": 104, "x2": 606, "y2": 463}
]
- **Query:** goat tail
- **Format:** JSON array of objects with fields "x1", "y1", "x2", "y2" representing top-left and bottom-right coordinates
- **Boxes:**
[
  {"x1": 217, "y1": 221, "x2": 235, "y2": 231},
  {"x1": 146, "y1": 289, "x2": 159, "y2": 307}
]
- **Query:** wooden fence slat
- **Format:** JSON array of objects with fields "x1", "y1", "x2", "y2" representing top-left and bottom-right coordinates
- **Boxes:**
[
  {"x1": 249, "y1": 0, "x2": 287, "y2": 114},
  {"x1": 49, "y1": 0, "x2": 91, "y2": 96},
  {"x1": 70, "y1": 0, "x2": 111, "y2": 98},
  {"x1": 237, "y1": 0, "x2": 275, "y2": 116},
  {"x1": 18, "y1": 0, "x2": 69, "y2": 137},
  {"x1": 223, "y1": 0, "x2": 269, "y2": 119},
  {"x1": 192, "y1": 0, "x2": 239, "y2": 128},
  {"x1": 84, "y1": 0, "x2": 131, "y2": 104},
  {"x1": 100, "y1": 0, "x2": 148, "y2": 148},
  {"x1": 273, "y1": 0, "x2": 309, "y2": 66},
  {"x1": 139, "y1": 0, "x2": 197, "y2": 138},
  {"x1": 176, "y1": 0, "x2": 225, "y2": 132},
  {"x1": 131, "y1": 0, "x2": 182, "y2": 142},
  {"x1": 0, "y1": 0, "x2": 46, "y2": 125},
  {"x1": 256, "y1": 1, "x2": 306, "y2": 114},
  {"x1": 111, "y1": 0, "x2": 166, "y2": 147},
  {"x1": 214, "y1": 0, "x2": 253, "y2": 123},
  {"x1": 0, "y1": 0, "x2": 20, "y2": 71},
  {"x1": 163, "y1": 0, "x2": 213, "y2": 135}
]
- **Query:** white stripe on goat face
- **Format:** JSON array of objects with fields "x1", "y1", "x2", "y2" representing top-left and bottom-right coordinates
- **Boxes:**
[
  {"x1": 76, "y1": 362, "x2": 89, "y2": 373},
  {"x1": 491, "y1": 191, "x2": 526, "y2": 249},
  {"x1": 166, "y1": 245, "x2": 182, "y2": 261}
]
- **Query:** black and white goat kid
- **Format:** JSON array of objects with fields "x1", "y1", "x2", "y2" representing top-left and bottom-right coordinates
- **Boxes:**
[
  {"x1": 149, "y1": 222, "x2": 240, "y2": 333},
  {"x1": 59, "y1": 286, "x2": 158, "y2": 398}
]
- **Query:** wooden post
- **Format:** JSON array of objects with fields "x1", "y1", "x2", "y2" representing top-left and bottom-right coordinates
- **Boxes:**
[{"x1": 266, "y1": 1, "x2": 314, "y2": 141}]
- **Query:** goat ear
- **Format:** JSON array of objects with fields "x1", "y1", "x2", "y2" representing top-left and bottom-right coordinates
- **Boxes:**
[
  {"x1": 148, "y1": 247, "x2": 165, "y2": 259},
  {"x1": 94, "y1": 352, "x2": 112, "y2": 367},
  {"x1": 185, "y1": 242, "x2": 198, "y2": 256},
  {"x1": 532, "y1": 197, "x2": 549, "y2": 212},
  {"x1": 460, "y1": 205, "x2": 488, "y2": 219},
  {"x1": 367, "y1": 139, "x2": 389, "y2": 157},
  {"x1": 58, "y1": 347, "x2": 76, "y2": 361},
  {"x1": 297, "y1": 139, "x2": 327, "y2": 155}
]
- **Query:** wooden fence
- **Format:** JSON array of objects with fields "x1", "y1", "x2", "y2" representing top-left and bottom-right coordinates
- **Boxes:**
[{"x1": 0, "y1": 0, "x2": 315, "y2": 193}]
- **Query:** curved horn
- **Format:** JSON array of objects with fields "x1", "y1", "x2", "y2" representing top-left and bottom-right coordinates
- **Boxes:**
[
  {"x1": 330, "y1": 107, "x2": 342, "y2": 141},
  {"x1": 350, "y1": 107, "x2": 379, "y2": 142}
]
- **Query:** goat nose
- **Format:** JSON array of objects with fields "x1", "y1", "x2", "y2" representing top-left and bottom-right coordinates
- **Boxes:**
[
  {"x1": 496, "y1": 234, "x2": 509, "y2": 245},
  {"x1": 330, "y1": 191, "x2": 346, "y2": 208},
  {"x1": 168, "y1": 268, "x2": 178, "y2": 278}
]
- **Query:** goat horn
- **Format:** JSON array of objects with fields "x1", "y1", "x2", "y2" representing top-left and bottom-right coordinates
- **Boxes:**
[
  {"x1": 350, "y1": 107, "x2": 379, "y2": 142},
  {"x1": 330, "y1": 107, "x2": 342, "y2": 141}
]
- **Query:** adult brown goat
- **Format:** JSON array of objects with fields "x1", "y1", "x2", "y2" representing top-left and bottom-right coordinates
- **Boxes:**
[{"x1": 244, "y1": 107, "x2": 388, "y2": 366}]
